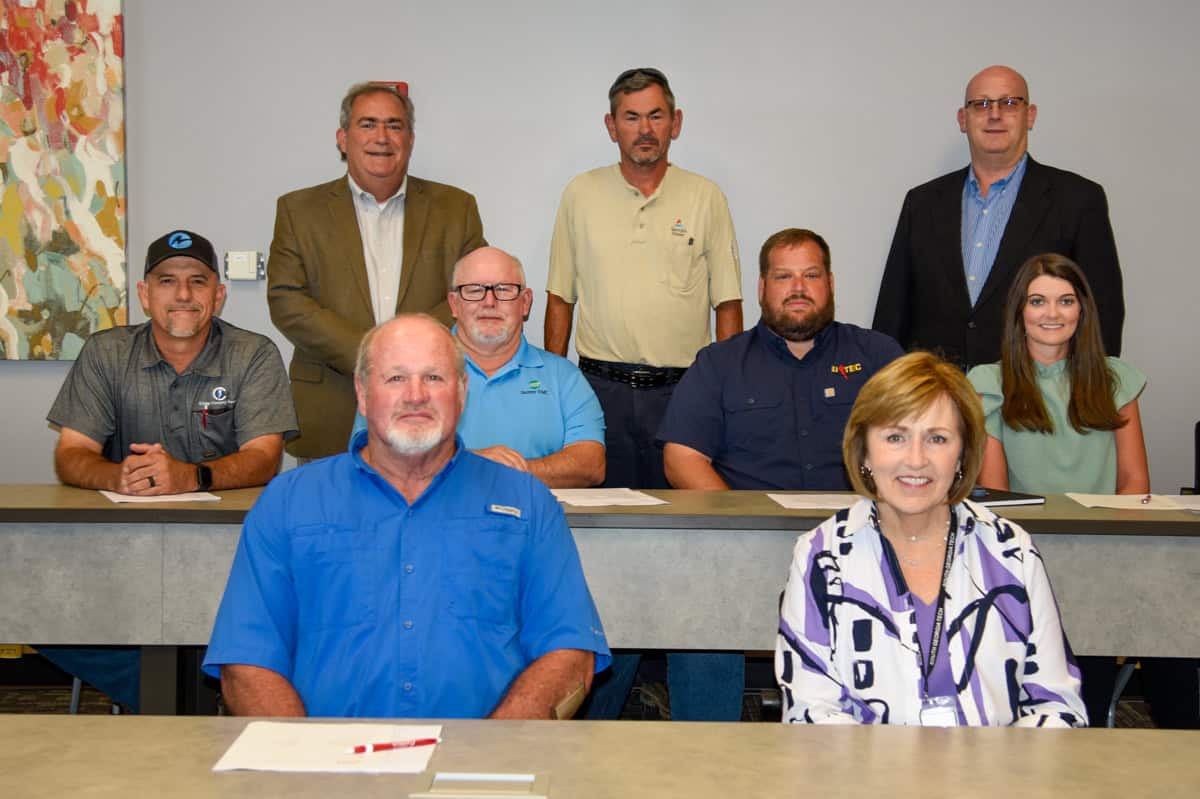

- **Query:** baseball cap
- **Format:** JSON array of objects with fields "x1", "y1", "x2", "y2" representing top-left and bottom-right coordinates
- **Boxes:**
[{"x1": 144, "y1": 230, "x2": 218, "y2": 276}]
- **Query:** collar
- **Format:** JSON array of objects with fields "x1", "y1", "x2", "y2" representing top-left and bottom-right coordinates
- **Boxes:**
[
  {"x1": 615, "y1": 162, "x2": 673, "y2": 202},
  {"x1": 349, "y1": 429, "x2": 467, "y2": 503},
  {"x1": 454, "y1": 329, "x2": 544, "y2": 382},
  {"x1": 1033, "y1": 357, "x2": 1069, "y2": 378},
  {"x1": 966, "y1": 153, "x2": 1028, "y2": 198},
  {"x1": 135, "y1": 317, "x2": 224, "y2": 377},
  {"x1": 347, "y1": 172, "x2": 408, "y2": 208},
  {"x1": 847, "y1": 496, "x2": 993, "y2": 540},
  {"x1": 756, "y1": 317, "x2": 835, "y2": 363}
]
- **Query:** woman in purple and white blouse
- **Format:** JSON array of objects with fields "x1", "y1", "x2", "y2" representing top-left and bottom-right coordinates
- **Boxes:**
[{"x1": 775, "y1": 352, "x2": 1087, "y2": 727}]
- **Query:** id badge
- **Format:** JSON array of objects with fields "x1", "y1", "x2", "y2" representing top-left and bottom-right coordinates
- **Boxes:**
[{"x1": 919, "y1": 695, "x2": 959, "y2": 727}]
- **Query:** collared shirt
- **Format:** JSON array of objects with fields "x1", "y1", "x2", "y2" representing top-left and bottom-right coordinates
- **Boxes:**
[
  {"x1": 348, "y1": 173, "x2": 407, "y2": 324},
  {"x1": 47, "y1": 318, "x2": 298, "y2": 463},
  {"x1": 203, "y1": 431, "x2": 611, "y2": 718},
  {"x1": 349, "y1": 333, "x2": 605, "y2": 458},
  {"x1": 547, "y1": 164, "x2": 742, "y2": 368},
  {"x1": 776, "y1": 498, "x2": 1087, "y2": 727},
  {"x1": 656, "y1": 320, "x2": 903, "y2": 490},
  {"x1": 961, "y1": 154, "x2": 1028, "y2": 305}
]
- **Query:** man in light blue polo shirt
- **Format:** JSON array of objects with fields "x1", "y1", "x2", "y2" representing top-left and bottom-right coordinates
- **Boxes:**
[{"x1": 351, "y1": 246, "x2": 605, "y2": 487}]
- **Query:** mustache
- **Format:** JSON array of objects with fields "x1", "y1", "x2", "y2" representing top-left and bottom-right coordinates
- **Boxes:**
[
  {"x1": 635, "y1": 135, "x2": 659, "y2": 146},
  {"x1": 166, "y1": 304, "x2": 202, "y2": 312}
]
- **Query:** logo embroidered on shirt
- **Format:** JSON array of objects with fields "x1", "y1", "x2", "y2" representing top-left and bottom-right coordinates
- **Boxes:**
[
  {"x1": 824, "y1": 387, "x2": 836, "y2": 399},
  {"x1": 671, "y1": 218, "x2": 687, "y2": 236},
  {"x1": 489, "y1": 504, "x2": 522, "y2": 519},
  {"x1": 520, "y1": 378, "x2": 548, "y2": 396},
  {"x1": 830, "y1": 363, "x2": 863, "y2": 379},
  {"x1": 212, "y1": 386, "x2": 228, "y2": 401}
]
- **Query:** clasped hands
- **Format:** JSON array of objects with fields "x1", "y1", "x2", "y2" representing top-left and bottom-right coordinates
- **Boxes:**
[{"x1": 117, "y1": 443, "x2": 194, "y2": 495}]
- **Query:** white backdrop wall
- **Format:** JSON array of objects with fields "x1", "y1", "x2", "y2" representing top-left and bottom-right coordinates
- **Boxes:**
[{"x1": 3, "y1": 0, "x2": 1196, "y2": 491}]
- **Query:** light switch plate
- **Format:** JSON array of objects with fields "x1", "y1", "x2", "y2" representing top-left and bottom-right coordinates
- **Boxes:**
[{"x1": 224, "y1": 250, "x2": 264, "y2": 280}]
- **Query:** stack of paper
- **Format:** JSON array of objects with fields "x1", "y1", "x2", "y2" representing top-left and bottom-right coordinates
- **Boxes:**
[{"x1": 213, "y1": 721, "x2": 442, "y2": 774}]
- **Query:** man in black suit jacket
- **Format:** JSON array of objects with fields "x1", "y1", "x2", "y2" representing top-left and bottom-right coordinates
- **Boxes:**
[{"x1": 872, "y1": 65, "x2": 1123, "y2": 368}]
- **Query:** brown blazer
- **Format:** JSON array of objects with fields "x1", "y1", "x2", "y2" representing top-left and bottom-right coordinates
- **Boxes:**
[{"x1": 267, "y1": 175, "x2": 485, "y2": 458}]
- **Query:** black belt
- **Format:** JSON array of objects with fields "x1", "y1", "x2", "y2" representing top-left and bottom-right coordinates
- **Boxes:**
[{"x1": 578, "y1": 356, "x2": 687, "y2": 389}]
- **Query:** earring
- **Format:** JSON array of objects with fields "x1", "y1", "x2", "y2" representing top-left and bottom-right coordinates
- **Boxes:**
[
  {"x1": 954, "y1": 464, "x2": 963, "y2": 483},
  {"x1": 860, "y1": 463, "x2": 873, "y2": 478}
]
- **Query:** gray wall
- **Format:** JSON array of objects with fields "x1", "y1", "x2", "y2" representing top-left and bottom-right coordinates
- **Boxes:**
[{"x1": 4, "y1": 0, "x2": 1197, "y2": 491}]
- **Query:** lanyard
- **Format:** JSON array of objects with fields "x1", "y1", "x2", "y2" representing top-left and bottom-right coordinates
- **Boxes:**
[{"x1": 919, "y1": 516, "x2": 959, "y2": 695}]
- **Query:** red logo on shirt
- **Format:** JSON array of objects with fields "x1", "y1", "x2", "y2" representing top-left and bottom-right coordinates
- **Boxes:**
[{"x1": 830, "y1": 363, "x2": 863, "y2": 379}]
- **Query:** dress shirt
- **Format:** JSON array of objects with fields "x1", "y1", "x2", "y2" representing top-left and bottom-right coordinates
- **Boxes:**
[
  {"x1": 961, "y1": 155, "x2": 1027, "y2": 306},
  {"x1": 348, "y1": 173, "x2": 407, "y2": 323}
]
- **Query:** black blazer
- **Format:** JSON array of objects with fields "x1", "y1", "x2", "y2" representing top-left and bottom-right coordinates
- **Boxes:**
[{"x1": 871, "y1": 156, "x2": 1124, "y2": 368}]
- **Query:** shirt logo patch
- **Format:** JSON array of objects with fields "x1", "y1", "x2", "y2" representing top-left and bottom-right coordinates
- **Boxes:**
[
  {"x1": 489, "y1": 504, "x2": 522, "y2": 519},
  {"x1": 671, "y1": 218, "x2": 687, "y2": 236},
  {"x1": 520, "y1": 378, "x2": 548, "y2": 396},
  {"x1": 212, "y1": 386, "x2": 228, "y2": 401},
  {"x1": 830, "y1": 363, "x2": 863, "y2": 379},
  {"x1": 824, "y1": 387, "x2": 836, "y2": 398}
]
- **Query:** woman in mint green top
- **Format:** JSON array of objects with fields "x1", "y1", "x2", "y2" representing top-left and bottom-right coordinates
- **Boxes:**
[{"x1": 966, "y1": 254, "x2": 1149, "y2": 495}]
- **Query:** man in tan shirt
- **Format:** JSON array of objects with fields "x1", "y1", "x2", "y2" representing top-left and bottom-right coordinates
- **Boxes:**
[{"x1": 545, "y1": 67, "x2": 742, "y2": 491}]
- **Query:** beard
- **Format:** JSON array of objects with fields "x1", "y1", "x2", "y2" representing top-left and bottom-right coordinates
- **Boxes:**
[
  {"x1": 463, "y1": 316, "x2": 516, "y2": 347},
  {"x1": 382, "y1": 421, "x2": 446, "y2": 456},
  {"x1": 762, "y1": 295, "x2": 835, "y2": 342},
  {"x1": 626, "y1": 136, "x2": 664, "y2": 166}
]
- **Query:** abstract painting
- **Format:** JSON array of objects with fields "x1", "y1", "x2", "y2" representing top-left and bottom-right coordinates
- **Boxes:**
[{"x1": 0, "y1": 0, "x2": 125, "y2": 360}]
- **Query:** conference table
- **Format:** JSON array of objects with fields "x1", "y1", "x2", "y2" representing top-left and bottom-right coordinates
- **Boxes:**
[
  {"x1": 1, "y1": 715, "x2": 1196, "y2": 797},
  {"x1": 2, "y1": 484, "x2": 1198, "y2": 713}
]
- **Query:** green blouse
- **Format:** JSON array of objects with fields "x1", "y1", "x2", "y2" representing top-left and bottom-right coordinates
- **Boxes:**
[{"x1": 967, "y1": 357, "x2": 1146, "y2": 494}]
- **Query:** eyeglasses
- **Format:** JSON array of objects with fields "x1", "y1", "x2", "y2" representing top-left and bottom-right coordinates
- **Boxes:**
[
  {"x1": 453, "y1": 283, "x2": 523, "y2": 302},
  {"x1": 964, "y1": 96, "x2": 1027, "y2": 114}
]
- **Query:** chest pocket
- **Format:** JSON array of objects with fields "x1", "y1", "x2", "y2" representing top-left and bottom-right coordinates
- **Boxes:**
[
  {"x1": 194, "y1": 401, "x2": 238, "y2": 459},
  {"x1": 664, "y1": 235, "x2": 705, "y2": 294},
  {"x1": 441, "y1": 519, "x2": 525, "y2": 628},
  {"x1": 290, "y1": 527, "x2": 379, "y2": 631},
  {"x1": 723, "y1": 392, "x2": 785, "y2": 454}
]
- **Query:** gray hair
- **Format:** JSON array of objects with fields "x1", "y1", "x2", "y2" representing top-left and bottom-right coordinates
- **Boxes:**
[
  {"x1": 608, "y1": 67, "x2": 675, "y2": 116},
  {"x1": 338, "y1": 82, "x2": 415, "y2": 161},
  {"x1": 355, "y1": 313, "x2": 466, "y2": 387},
  {"x1": 450, "y1": 248, "x2": 527, "y2": 288}
]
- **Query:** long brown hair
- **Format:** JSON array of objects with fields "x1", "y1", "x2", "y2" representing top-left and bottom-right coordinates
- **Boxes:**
[{"x1": 999, "y1": 254, "x2": 1124, "y2": 433}]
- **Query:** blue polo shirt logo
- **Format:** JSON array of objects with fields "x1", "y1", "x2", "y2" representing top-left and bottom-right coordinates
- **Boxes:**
[
  {"x1": 521, "y1": 379, "x2": 547, "y2": 395},
  {"x1": 168, "y1": 231, "x2": 192, "y2": 249}
]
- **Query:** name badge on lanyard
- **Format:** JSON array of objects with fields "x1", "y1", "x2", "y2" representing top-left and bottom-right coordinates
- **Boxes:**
[{"x1": 917, "y1": 517, "x2": 961, "y2": 728}]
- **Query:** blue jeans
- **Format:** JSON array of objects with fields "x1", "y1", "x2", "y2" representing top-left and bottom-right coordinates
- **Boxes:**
[{"x1": 584, "y1": 652, "x2": 744, "y2": 721}]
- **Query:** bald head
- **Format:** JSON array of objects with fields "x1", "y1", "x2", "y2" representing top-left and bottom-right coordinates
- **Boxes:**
[
  {"x1": 964, "y1": 65, "x2": 1030, "y2": 105},
  {"x1": 355, "y1": 313, "x2": 465, "y2": 386}
]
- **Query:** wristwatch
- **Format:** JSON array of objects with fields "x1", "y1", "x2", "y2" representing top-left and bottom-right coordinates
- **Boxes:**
[{"x1": 196, "y1": 463, "x2": 213, "y2": 491}]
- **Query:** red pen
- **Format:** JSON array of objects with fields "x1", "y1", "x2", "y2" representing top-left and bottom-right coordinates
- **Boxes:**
[{"x1": 348, "y1": 737, "x2": 440, "y2": 754}]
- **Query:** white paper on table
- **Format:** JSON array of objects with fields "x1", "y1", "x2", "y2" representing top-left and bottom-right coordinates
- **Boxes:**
[
  {"x1": 100, "y1": 490, "x2": 220, "y2": 503},
  {"x1": 1064, "y1": 493, "x2": 1183, "y2": 510},
  {"x1": 551, "y1": 488, "x2": 669, "y2": 507},
  {"x1": 213, "y1": 721, "x2": 442, "y2": 774},
  {"x1": 767, "y1": 493, "x2": 858, "y2": 511}
]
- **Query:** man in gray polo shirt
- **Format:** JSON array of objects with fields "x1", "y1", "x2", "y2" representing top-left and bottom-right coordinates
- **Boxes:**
[
  {"x1": 49, "y1": 230, "x2": 297, "y2": 495},
  {"x1": 41, "y1": 229, "x2": 297, "y2": 711}
]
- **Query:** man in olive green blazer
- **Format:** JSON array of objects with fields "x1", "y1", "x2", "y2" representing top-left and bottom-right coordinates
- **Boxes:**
[{"x1": 268, "y1": 82, "x2": 485, "y2": 459}]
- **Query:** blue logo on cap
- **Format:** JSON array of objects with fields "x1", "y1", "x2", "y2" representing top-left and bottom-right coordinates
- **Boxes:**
[{"x1": 168, "y1": 232, "x2": 192, "y2": 249}]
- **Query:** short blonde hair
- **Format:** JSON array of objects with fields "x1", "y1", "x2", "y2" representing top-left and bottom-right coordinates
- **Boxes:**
[{"x1": 843, "y1": 351, "x2": 985, "y2": 505}]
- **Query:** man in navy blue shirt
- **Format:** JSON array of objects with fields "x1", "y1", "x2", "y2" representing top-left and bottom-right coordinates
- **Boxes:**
[{"x1": 659, "y1": 228, "x2": 903, "y2": 491}]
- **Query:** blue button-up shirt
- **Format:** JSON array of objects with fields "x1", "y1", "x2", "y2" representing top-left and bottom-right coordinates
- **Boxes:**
[
  {"x1": 961, "y1": 154, "x2": 1028, "y2": 305},
  {"x1": 204, "y1": 432, "x2": 610, "y2": 717},
  {"x1": 656, "y1": 320, "x2": 903, "y2": 490}
]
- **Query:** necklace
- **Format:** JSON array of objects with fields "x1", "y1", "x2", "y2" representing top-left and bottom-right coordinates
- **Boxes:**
[{"x1": 898, "y1": 533, "x2": 949, "y2": 566}]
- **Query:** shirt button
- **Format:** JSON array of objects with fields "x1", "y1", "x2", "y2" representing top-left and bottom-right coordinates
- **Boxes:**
[
  {"x1": 969, "y1": 276, "x2": 976, "y2": 281},
  {"x1": 403, "y1": 620, "x2": 413, "y2": 630},
  {"x1": 975, "y1": 241, "x2": 983, "y2": 248},
  {"x1": 404, "y1": 564, "x2": 414, "y2": 574},
  {"x1": 804, "y1": 464, "x2": 813, "y2": 470},
  {"x1": 967, "y1": 321, "x2": 977, "y2": 329},
  {"x1": 403, "y1": 682, "x2": 413, "y2": 692},
  {"x1": 982, "y1": 209, "x2": 989, "y2": 215},
  {"x1": 799, "y1": 429, "x2": 809, "y2": 437}
]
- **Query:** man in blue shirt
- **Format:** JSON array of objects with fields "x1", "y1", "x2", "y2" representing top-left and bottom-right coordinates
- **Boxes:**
[
  {"x1": 204, "y1": 314, "x2": 610, "y2": 718},
  {"x1": 351, "y1": 247, "x2": 605, "y2": 487},
  {"x1": 659, "y1": 228, "x2": 903, "y2": 491}
]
